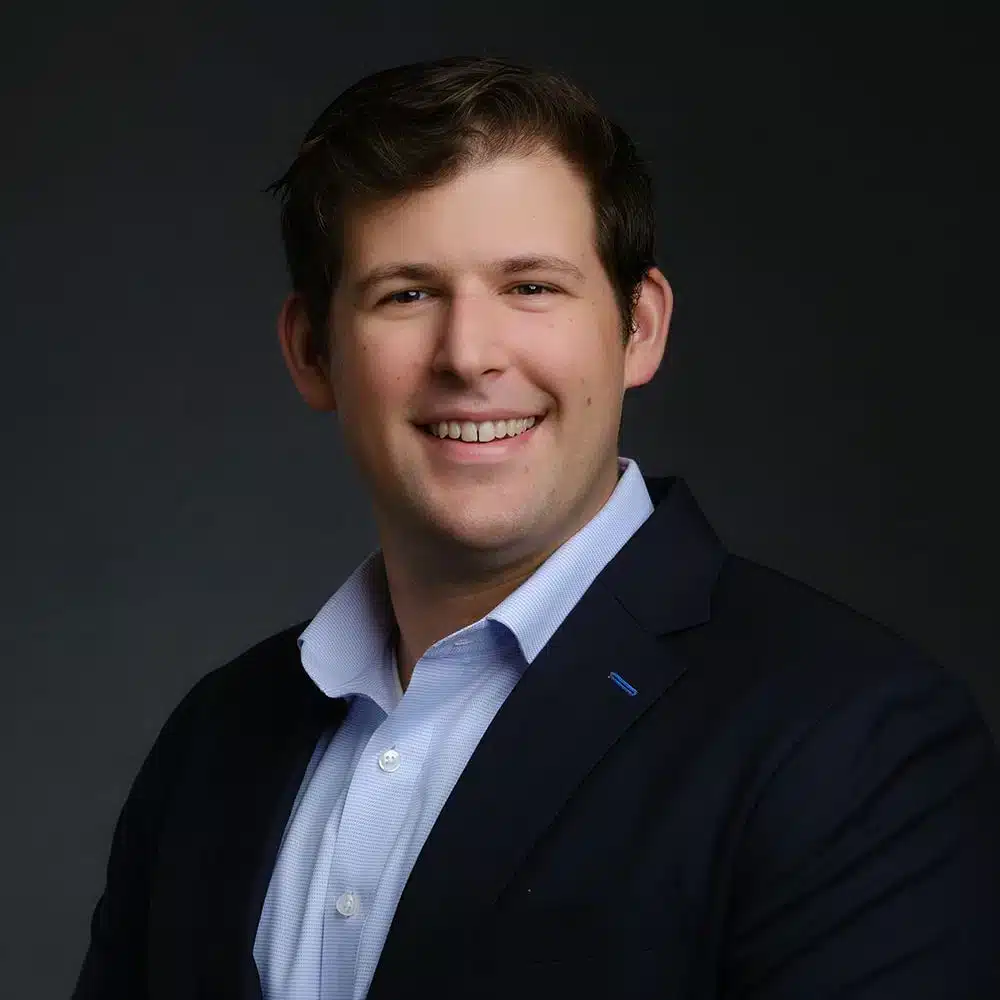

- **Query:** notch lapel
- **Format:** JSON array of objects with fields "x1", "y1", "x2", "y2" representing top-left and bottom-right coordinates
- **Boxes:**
[{"x1": 367, "y1": 476, "x2": 727, "y2": 999}]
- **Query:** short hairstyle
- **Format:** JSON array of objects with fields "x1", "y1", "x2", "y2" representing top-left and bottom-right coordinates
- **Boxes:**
[{"x1": 268, "y1": 54, "x2": 658, "y2": 362}]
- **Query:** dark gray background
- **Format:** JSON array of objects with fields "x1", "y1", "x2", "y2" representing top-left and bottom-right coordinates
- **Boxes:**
[{"x1": 1, "y1": 5, "x2": 995, "y2": 996}]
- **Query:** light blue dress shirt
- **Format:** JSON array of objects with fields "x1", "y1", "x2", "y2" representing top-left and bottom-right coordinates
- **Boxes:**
[{"x1": 253, "y1": 456, "x2": 654, "y2": 999}]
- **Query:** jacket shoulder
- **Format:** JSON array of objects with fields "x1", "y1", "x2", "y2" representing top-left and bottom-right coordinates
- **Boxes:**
[
  {"x1": 114, "y1": 620, "x2": 315, "y2": 787},
  {"x1": 199, "y1": 617, "x2": 311, "y2": 692},
  {"x1": 678, "y1": 552, "x2": 994, "y2": 768},
  {"x1": 712, "y1": 553, "x2": 949, "y2": 690}
]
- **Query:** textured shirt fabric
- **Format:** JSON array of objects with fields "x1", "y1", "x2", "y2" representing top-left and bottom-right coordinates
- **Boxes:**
[{"x1": 253, "y1": 456, "x2": 654, "y2": 1000}]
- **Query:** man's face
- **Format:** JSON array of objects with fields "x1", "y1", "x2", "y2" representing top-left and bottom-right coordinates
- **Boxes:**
[{"x1": 324, "y1": 148, "x2": 660, "y2": 567}]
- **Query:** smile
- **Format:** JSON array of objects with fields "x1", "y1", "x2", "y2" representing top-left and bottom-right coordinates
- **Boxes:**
[
  {"x1": 417, "y1": 414, "x2": 545, "y2": 443},
  {"x1": 415, "y1": 414, "x2": 546, "y2": 463}
]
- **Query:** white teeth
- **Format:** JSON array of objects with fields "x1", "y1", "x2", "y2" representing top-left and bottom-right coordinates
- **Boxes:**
[{"x1": 429, "y1": 416, "x2": 538, "y2": 441}]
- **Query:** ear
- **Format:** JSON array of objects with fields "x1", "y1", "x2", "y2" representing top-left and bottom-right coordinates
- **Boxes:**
[
  {"x1": 276, "y1": 292, "x2": 338, "y2": 412},
  {"x1": 623, "y1": 266, "x2": 673, "y2": 390}
]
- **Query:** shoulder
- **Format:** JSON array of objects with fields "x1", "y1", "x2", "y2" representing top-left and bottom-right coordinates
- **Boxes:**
[
  {"x1": 716, "y1": 553, "x2": 931, "y2": 667},
  {"x1": 705, "y1": 552, "x2": 965, "y2": 708},
  {"x1": 150, "y1": 618, "x2": 313, "y2": 755},
  {"x1": 704, "y1": 554, "x2": 999, "y2": 858},
  {"x1": 196, "y1": 618, "x2": 311, "y2": 701},
  {"x1": 676, "y1": 553, "x2": 997, "y2": 812}
]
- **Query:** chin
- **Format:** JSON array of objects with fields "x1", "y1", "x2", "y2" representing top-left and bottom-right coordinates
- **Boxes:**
[{"x1": 427, "y1": 506, "x2": 537, "y2": 552}]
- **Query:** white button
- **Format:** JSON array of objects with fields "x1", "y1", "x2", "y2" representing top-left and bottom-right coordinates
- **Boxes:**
[
  {"x1": 378, "y1": 748, "x2": 401, "y2": 772},
  {"x1": 335, "y1": 891, "x2": 359, "y2": 917}
]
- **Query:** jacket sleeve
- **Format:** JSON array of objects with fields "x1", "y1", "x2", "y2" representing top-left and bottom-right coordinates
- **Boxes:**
[
  {"x1": 71, "y1": 673, "x2": 215, "y2": 999},
  {"x1": 722, "y1": 666, "x2": 1000, "y2": 999}
]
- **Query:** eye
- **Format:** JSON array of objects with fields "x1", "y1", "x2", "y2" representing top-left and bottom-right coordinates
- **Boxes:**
[
  {"x1": 511, "y1": 283, "x2": 556, "y2": 296},
  {"x1": 381, "y1": 288, "x2": 428, "y2": 306}
]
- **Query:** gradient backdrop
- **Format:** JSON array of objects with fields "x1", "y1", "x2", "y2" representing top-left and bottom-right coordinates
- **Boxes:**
[{"x1": 1, "y1": 6, "x2": 995, "y2": 996}]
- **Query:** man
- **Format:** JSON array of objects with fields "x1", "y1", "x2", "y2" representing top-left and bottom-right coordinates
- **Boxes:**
[{"x1": 73, "y1": 55, "x2": 1000, "y2": 999}]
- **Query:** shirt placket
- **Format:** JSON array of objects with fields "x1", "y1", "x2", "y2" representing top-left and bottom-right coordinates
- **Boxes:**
[{"x1": 320, "y1": 713, "x2": 434, "y2": 999}]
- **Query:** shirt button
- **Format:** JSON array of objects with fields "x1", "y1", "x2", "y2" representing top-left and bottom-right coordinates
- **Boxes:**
[
  {"x1": 378, "y1": 748, "x2": 401, "y2": 772},
  {"x1": 336, "y1": 891, "x2": 359, "y2": 917}
]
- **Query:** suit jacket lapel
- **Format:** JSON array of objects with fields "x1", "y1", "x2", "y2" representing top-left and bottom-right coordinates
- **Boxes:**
[{"x1": 366, "y1": 475, "x2": 727, "y2": 999}]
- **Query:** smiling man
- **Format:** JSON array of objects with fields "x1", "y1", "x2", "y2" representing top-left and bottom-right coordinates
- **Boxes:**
[{"x1": 73, "y1": 56, "x2": 1000, "y2": 1000}]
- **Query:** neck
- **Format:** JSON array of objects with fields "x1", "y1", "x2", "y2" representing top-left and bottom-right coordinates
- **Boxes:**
[
  {"x1": 380, "y1": 458, "x2": 623, "y2": 692},
  {"x1": 385, "y1": 549, "x2": 548, "y2": 692}
]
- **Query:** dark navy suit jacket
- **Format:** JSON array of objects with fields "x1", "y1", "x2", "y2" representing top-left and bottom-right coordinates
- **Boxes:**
[{"x1": 73, "y1": 475, "x2": 1000, "y2": 998}]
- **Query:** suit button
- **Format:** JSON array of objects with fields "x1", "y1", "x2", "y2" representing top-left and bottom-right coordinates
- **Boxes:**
[
  {"x1": 336, "y1": 891, "x2": 359, "y2": 917},
  {"x1": 378, "y1": 748, "x2": 401, "y2": 772}
]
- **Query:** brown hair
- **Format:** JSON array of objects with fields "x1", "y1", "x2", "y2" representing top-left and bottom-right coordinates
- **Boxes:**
[{"x1": 267, "y1": 54, "x2": 658, "y2": 363}]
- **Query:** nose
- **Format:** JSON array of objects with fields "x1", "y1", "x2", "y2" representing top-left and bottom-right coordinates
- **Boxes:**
[{"x1": 431, "y1": 288, "x2": 508, "y2": 382}]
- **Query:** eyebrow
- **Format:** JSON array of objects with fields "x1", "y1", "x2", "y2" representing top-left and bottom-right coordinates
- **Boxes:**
[{"x1": 351, "y1": 254, "x2": 587, "y2": 300}]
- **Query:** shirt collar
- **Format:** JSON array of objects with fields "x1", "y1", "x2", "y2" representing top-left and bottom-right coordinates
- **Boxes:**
[{"x1": 298, "y1": 456, "x2": 653, "y2": 702}]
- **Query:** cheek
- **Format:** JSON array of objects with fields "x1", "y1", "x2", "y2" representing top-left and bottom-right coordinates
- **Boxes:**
[
  {"x1": 540, "y1": 339, "x2": 621, "y2": 412},
  {"x1": 341, "y1": 342, "x2": 414, "y2": 410},
  {"x1": 340, "y1": 354, "x2": 426, "y2": 470}
]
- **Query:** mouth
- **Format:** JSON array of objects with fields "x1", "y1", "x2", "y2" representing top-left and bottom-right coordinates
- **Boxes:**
[
  {"x1": 415, "y1": 413, "x2": 546, "y2": 443},
  {"x1": 413, "y1": 414, "x2": 547, "y2": 463}
]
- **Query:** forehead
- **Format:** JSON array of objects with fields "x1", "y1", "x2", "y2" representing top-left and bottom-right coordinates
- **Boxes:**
[{"x1": 339, "y1": 151, "x2": 599, "y2": 278}]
